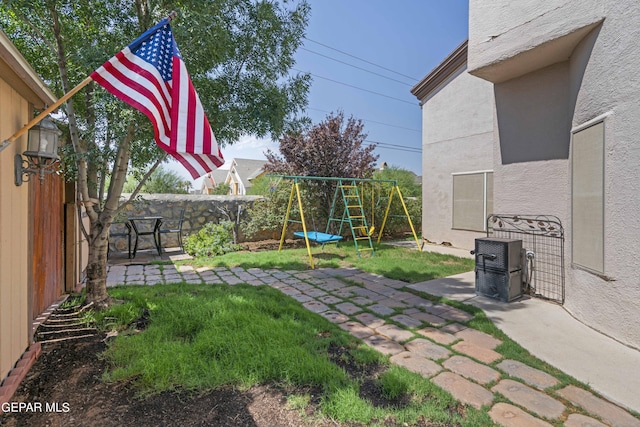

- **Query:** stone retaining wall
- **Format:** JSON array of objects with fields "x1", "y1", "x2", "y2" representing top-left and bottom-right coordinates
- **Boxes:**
[{"x1": 109, "y1": 194, "x2": 263, "y2": 253}]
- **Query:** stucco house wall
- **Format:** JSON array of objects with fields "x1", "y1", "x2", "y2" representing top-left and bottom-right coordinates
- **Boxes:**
[
  {"x1": 0, "y1": 31, "x2": 57, "y2": 382},
  {"x1": 468, "y1": 0, "x2": 640, "y2": 349},
  {"x1": 412, "y1": 42, "x2": 495, "y2": 249}
]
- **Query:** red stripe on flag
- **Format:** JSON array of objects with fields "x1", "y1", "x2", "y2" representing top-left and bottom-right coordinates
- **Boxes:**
[
  {"x1": 185, "y1": 76, "x2": 197, "y2": 153},
  {"x1": 115, "y1": 53, "x2": 172, "y2": 132},
  {"x1": 202, "y1": 116, "x2": 212, "y2": 154},
  {"x1": 91, "y1": 72, "x2": 171, "y2": 146}
]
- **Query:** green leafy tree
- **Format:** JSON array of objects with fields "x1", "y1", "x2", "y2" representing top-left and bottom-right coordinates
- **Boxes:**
[
  {"x1": 373, "y1": 165, "x2": 421, "y2": 197},
  {"x1": 242, "y1": 181, "x2": 308, "y2": 239},
  {"x1": 211, "y1": 183, "x2": 230, "y2": 195},
  {"x1": 124, "y1": 166, "x2": 188, "y2": 194},
  {"x1": 1, "y1": 0, "x2": 310, "y2": 306},
  {"x1": 367, "y1": 166, "x2": 422, "y2": 237},
  {"x1": 246, "y1": 175, "x2": 272, "y2": 195}
]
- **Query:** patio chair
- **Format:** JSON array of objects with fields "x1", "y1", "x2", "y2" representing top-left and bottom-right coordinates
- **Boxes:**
[
  {"x1": 158, "y1": 207, "x2": 186, "y2": 252},
  {"x1": 108, "y1": 221, "x2": 132, "y2": 258}
]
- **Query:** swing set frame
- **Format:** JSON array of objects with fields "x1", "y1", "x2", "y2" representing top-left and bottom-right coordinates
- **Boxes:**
[{"x1": 274, "y1": 175, "x2": 422, "y2": 268}]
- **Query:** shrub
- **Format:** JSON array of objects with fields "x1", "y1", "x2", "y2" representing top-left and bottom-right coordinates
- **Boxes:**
[
  {"x1": 242, "y1": 182, "x2": 300, "y2": 238},
  {"x1": 183, "y1": 221, "x2": 242, "y2": 257}
]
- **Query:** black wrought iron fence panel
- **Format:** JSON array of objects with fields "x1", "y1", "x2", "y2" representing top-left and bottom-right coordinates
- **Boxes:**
[{"x1": 487, "y1": 214, "x2": 565, "y2": 304}]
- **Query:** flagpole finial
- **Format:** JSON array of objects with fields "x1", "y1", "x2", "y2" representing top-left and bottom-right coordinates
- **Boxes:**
[{"x1": 167, "y1": 11, "x2": 178, "y2": 21}]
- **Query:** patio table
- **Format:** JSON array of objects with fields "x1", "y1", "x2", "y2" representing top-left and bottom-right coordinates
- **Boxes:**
[{"x1": 128, "y1": 216, "x2": 163, "y2": 258}]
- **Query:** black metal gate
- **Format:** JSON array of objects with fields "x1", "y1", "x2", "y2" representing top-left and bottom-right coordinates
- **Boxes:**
[{"x1": 487, "y1": 214, "x2": 565, "y2": 304}]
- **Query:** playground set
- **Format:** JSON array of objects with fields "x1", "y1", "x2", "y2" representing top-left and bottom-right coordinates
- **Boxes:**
[{"x1": 275, "y1": 175, "x2": 421, "y2": 268}]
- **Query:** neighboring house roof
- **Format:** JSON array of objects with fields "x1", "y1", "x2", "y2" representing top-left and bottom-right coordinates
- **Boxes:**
[
  {"x1": 200, "y1": 169, "x2": 229, "y2": 194},
  {"x1": 226, "y1": 158, "x2": 267, "y2": 191},
  {"x1": 0, "y1": 30, "x2": 56, "y2": 109},
  {"x1": 411, "y1": 39, "x2": 468, "y2": 102},
  {"x1": 202, "y1": 169, "x2": 229, "y2": 189}
]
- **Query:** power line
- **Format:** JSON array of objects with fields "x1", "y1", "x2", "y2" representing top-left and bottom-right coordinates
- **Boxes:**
[
  {"x1": 292, "y1": 68, "x2": 417, "y2": 106},
  {"x1": 366, "y1": 139, "x2": 422, "y2": 153},
  {"x1": 307, "y1": 107, "x2": 420, "y2": 132},
  {"x1": 369, "y1": 140, "x2": 422, "y2": 151},
  {"x1": 304, "y1": 37, "x2": 419, "y2": 82},
  {"x1": 299, "y1": 47, "x2": 412, "y2": 86},
  {"x1": 367, "y1": 143, "x2": 421, "y2": 154}
]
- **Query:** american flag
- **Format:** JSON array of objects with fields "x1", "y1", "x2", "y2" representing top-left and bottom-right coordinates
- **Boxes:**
[{"x1": 91, "y1": 17, "x2": 224, "y2": 179}]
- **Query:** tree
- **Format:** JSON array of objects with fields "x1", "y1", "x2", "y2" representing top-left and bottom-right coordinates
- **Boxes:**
[
  {"x1": 1, "y1": 0, "x2": 310, "y2": 306},
  {"x1": 211, "y1": 183, "x2": 230, "y2": 195},
  {"x1": 124, "y1": 166, "x2": 189, "y2": 194},
  {"x1": 370, "y1": 165, "x2": 422, "y2": 236},
  {"x1": 264, "y1": 112, "x2": 379, "y2": 221},
  {"x1": 246, "y1": 175, "x2": 272, "y2": 195},
  {"x1": 373, "y1": 165, "x2": 421, "y2": 197},
  {"x1": 265, "y1": 111, "x2": 378, "y2": 178}
]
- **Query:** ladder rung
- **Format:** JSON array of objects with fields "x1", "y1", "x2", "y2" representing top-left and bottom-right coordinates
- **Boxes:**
[
  {"x1": 357, "y1": 247, "x2": 374, "y2": 251},
  {"x1": 355, "y1": 237, "x2": 371, "y2": 241},
  {"x1": 340, "y1": 185, "x2": 356, "y2": 189}
]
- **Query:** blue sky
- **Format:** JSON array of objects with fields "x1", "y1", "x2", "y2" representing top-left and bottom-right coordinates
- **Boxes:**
[{"x1": 169, "y1": 0, "x2": 469, "y2": 186}]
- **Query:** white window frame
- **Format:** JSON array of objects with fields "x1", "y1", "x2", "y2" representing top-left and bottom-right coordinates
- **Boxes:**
[{"x1": 451, "y1": 170, "x2": 493, "y2": 232}]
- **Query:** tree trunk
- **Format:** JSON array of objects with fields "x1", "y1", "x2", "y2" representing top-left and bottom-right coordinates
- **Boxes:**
[
  {"x1": 84, "y1": 218, "x2": 111, "y2": 307},
  {"x1": 82, "y1": 125, "x2": 134, "y2": 307}
]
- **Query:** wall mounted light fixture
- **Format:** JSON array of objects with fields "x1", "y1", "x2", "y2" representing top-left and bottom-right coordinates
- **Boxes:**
[{"x1": 14, "y1": 116, "x2": 61, "y2": 186}]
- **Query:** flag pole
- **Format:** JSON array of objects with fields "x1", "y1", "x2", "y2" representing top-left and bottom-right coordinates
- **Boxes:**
[
  {"x1": 0, "y1": 76, "x2": 93, "y2": 153},
  {"x1": 0, "y1": 10, "x2": 178, "y2": 153}
]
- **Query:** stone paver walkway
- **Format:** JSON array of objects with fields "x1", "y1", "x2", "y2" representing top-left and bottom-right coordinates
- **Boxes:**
[{"x1": 107, "y1": 263, "x2": 640, "y2": 427}]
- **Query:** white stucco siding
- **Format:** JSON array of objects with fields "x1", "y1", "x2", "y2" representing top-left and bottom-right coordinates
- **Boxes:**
[
  {"x1": 469, "y1": 0, "x2": 640, "y2": 349},
  {"x1": 492, "y1": 161, "x2": 569, "y2": 223},
  {"x1": 468, "y1": 0, "x2": 604, "y2": 83},
  {"x1": 423, "y1": 67, "x2": 495, "y2": 143},
  {"x1": 561, "y1": 1, "x2": 640, "y2": 348},
  {"x1": 421, "y1": 66, "x2": 495, "y2": 249}
]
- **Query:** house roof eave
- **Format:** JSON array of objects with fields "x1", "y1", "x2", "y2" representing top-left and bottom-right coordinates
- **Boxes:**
[
  {"x1": 411, "y1": 40, "x2": 468, "y2": 102},
  {"x1": 0, "y1": 30, "x2": 57, "y2": 109}
]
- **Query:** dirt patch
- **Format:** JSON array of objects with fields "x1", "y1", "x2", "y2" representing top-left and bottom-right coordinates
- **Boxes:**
[
  {"x1": 0, "y1": 333, "x2": 344, "y2": 427},
  {"x1": 0, "y1": 319, "x2": 424, "y2": 426},
  {"x1": 240, "y1": 239, "x2": 307, "y2": 252}
]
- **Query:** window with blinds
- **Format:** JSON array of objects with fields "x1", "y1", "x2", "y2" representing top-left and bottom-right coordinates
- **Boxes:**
[
  {"x1": 572, "y1": 120, "x2": 604, "y2": 273},
  {"x1": 452, "y1": 171, "x2": 493, "y2": 232}
]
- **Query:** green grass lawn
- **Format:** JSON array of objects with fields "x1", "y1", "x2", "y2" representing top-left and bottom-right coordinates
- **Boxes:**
[
  {"x1": 99, "y1": 283, "x2": 493, "y2": 426},
  {"x1": 178, "y1": 243, "x2": 475, "y2": 283},
  {"x1": 99, "y1": 244, "x2": 605, "y2": 426}
]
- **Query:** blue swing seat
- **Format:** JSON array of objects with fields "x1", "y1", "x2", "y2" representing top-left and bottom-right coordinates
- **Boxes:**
[{"x1": 293, "y1": 231, "x2": 343, "y2": 244}]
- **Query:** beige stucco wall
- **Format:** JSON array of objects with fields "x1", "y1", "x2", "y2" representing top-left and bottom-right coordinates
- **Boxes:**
[
  {"x1": 0, "y1": 78, "x2": 31, "y2": 380},
  {"x1": 468, "y1": 0, "x2": 604, "y2": 83},
  {"x1": 420, "y1": 65, "x2": 495, "y2": 249},
  {"x1": 492, "y1": 61, "x2": 571, "y2": 219},
  {"x1": 469, "y1": 1, "x2": 640, "y2": 349}
]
